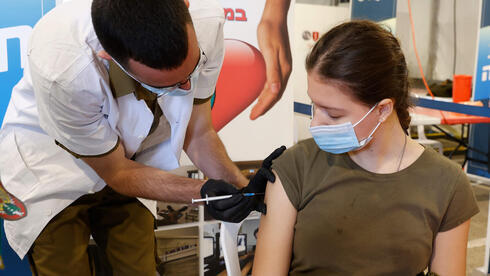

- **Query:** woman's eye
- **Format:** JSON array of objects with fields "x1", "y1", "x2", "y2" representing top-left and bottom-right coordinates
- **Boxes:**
[{"x1": 329, "y1": 114, "x2": 341, "y2": 119}]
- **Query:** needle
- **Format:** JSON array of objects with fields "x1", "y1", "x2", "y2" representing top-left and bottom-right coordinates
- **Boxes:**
[{"x1": 191, "y1": 193, "x2": 264, "y2": 204}]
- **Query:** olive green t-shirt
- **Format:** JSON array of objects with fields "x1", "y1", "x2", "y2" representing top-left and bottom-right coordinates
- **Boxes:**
[{"x1": 272, "y1": 138, "x2": 479, "y2": 276}]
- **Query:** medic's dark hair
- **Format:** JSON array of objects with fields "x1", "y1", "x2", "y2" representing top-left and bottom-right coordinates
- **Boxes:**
[
  {"x1": 91, "y1": 0, "x2": 192, "y2": 69},
  {"x1": 306, "y1": 20, "x2": 412, "y2": 132}
]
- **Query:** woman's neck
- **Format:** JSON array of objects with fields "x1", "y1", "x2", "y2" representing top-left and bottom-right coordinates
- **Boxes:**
[{"x1": 348, "y1": 116, "x2": 424, "y2": 174}]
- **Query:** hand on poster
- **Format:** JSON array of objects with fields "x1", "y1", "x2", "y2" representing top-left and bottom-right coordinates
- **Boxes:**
[
  {"x1": 200, "y1": 145, "x2": 286, "y2": 223},
  {"x1": 250, "y1": 0, "x2": 292, "y2": 120}
]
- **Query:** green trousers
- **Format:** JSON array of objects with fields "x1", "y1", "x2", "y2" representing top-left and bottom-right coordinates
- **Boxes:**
[{"x1": 27, "y1": 186, "x2": 157, "y2": 276}]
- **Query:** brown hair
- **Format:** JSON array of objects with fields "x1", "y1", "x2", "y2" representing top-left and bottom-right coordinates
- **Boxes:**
[{"x1": 306, "y1": 20, "x2": 412, "y2": 131}]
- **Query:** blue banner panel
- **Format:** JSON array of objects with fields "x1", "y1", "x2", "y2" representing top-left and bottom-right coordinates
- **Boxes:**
[
  {"x1": 482, "y1": 0, "x2": 490, "y2": 27},
  {"x1": 467, "y1": 124, "x2": 489, "y2": 179},
  {"x1": 413, "y1": 97, "x2": 490, "y2": 117},
  {"x1": 0, "y1": 0, "x2": 56, "y2": 125},
  {"x1": 474, "y1": 0, "x2": 490, "y2": 101},
  {"x1": 351, "y1": 0, "x2": 397, "y2": 22}
]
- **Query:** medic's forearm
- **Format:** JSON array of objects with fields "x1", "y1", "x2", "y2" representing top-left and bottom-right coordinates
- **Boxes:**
[
  {"x1": 82, "y1": 144, "x2": 204, "y2": 202},
  {"x1": 107, "y1": 162, "x2": 204, "y2": 203},
  {"x1": 184, "y1": 128, "x2": 248, "y2": 188}
]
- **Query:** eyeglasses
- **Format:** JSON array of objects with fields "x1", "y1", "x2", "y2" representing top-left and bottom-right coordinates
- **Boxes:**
[{"x1": 113, "y1": 47, "x2": 207, "y2": 97}]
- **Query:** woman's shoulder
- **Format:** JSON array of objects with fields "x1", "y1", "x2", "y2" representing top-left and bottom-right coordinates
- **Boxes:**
[
  {"x1": 272, "y1": 138, "x2": 322, "y2": 166},
  {"x1": 286, "y1": 138, "x2": 321, "y2": 156},
  {"x1": 271, "y1": 139, "x2": 326, "y2": 210},
  {"x1": 417, "y1": 146, "x2": 465, "y2": 177},
  {"x1": 410, "y1": 146, "x2": 469, "y2": 195},
  {"x1": 416, "y1": 147, "x2": 480, "y2": 232}
]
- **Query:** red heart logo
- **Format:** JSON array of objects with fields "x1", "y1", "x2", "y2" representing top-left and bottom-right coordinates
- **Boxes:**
[{"x1": 211, "y1": 39, "x2": 266, "y2": 131}]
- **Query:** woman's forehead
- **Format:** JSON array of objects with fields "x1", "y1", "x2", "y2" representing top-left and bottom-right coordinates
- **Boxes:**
[{"x1": 307, "y1": 74, "x2": 361, "y2": 107}]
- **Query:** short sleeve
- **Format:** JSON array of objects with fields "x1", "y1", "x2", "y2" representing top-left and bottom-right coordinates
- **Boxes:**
[
  {"x1": 31, "y1": 57, "x2": 119, "y2": 157},
  {"x1": 271, "y1": 143, "x2": 307, "y2": 210},
  {"x1": 193, "y1": 15, "x2": 225, "y2": 99},
  {"x1": 439, "y1": 171, "x2": 479, "y2": 232}
]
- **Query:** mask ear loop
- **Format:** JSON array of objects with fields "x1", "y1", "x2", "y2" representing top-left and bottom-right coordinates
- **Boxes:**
[
  {"x1": 352, "y1": 103, "x2": 379, "y2": 127},
  {"x1": 308, "y1": 102, "x2": 315, "y2": 129},
  {"x1": 359, "y1": 121, "x2": 382, "y2": 146},
  {"x1": 357, "y1": 103, "x2": 382, "y2": 147},
  {"x1": 310, "y1": 102, "x2": 314, "y2": 120}
]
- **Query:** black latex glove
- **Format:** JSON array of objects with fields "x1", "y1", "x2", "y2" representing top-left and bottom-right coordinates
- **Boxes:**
[
  {"x1": 240, "y1": 145, "x2": 286, "y2": 214},
  {"x1": 200, "y1": 179, "x2": 248, "y2": 223},
  {"x1": 200, "y1": 145, "x2": 286, "y2": 223}
]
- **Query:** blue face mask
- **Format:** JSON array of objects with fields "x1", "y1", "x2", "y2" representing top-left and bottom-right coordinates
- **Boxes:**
[
  {"x1": 139, "y1": 75, "x2": 198, "y2": 97},
  {"x1": 112, "y1": 48, "x2": 207, "y2": 97},
  {"x1": 309, "y1": 103, "x2": 381, "y2": 154}
]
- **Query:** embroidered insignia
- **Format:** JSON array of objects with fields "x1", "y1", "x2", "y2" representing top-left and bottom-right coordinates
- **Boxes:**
[{"x1": 0, "y1": 182, "x2": 26, "y2": 221}]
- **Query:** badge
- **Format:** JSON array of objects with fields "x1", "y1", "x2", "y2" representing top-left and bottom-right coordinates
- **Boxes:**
[{"x1": 0, "y1": 182, "x2": 27, "y2": 221}]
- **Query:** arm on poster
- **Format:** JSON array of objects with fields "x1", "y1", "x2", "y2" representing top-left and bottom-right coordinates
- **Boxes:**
[
  {"x1": 253, "y1": 171, "x2": 296, "y2": 274},
  {"x1": 184, "y1": 98, "x2": 248, "y2": 188},
  {"x1": 250, "y1": 0, "x2": 292, "y2": 120}
]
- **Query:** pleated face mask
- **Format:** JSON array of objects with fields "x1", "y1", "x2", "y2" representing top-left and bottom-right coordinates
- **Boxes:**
[
  {"x1": 309, "y1": 103, "x2": 381, "y2": 154},
  {"x1": 113, "y1": 48, "x2": 207, "y2": 97}
]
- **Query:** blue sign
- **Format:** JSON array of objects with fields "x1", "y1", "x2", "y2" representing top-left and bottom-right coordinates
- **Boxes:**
[
  {"x1": 474, "y1": 0, "x2": 490, "y2": 101},
  {"x1": 0, "y1": 1, "x2": 56, "y2": 274},
  {"x1": 468, "y1": 0, "x2": 490, "y2": 186},
  {"x1": 351, "y1": 0, "x2": 397, "y2": 22},
  {"x1": 467, "y1": 124, "x2": 489, "y2": 179},
  {"x1": 0, "y1": 0, "x2": 56, "y2": 125}
]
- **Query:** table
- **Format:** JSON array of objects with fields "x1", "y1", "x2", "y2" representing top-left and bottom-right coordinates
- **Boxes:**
[{"x1": 410, "y1": 97, "x2": 490, "y2": 167}]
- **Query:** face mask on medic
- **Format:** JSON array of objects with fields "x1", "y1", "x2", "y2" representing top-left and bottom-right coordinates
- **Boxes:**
[{"x1": 112, "y1": 48, "x2": 207, "y2": 97}]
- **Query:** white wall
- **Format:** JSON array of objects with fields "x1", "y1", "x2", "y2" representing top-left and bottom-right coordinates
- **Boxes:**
[
  {"x1": 396, "y1": 0, "x2": 435, "y2": 80},
  {"x1": 396, "y1": 0, "x2": 480, "y2": 81},
  {"x1": 436, "y1": 0, "x2": 480, "y2": 77},
  {"x1": 292, "y1": 3, "x2": 350, "y2": 142}
]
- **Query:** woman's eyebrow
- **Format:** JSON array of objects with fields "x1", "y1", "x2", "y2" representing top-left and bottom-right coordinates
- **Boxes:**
[{"x1": 317, "y1": 104, "x2": 344, "y2": 111}]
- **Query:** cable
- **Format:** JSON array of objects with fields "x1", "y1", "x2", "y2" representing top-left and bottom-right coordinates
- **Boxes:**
[
  {"x1": 453, "y1": 0, "x2": 457, "y2": 75},
  {"x1": 407, "y1": 0, "x2": 447, "y2": 123},
  {"x1": 407, "y1": 0, "x2": 435, "y2": 98}
]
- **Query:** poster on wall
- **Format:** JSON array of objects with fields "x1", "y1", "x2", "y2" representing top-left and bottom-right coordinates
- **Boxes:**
[{"x1": 205, "y1": 0, "x2": 294, "y2": 162}]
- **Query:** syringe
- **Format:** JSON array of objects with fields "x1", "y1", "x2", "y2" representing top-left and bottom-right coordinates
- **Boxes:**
[{"x1": 191, "y1": 193, "x2": 264, "y2": 204}]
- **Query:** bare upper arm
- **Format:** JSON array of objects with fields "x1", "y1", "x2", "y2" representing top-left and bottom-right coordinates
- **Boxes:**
[
  {"x1": 184, "y1": 98, "x2": 213, "y2": 151},
  {"x1": 430, "y1": 219, "x2": 471, "y2": 276},
  {"x1": 253, "y1": 170, "x2": 297, "y2": 275}
]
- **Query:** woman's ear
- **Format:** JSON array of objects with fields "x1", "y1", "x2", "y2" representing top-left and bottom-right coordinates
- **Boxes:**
[
  {"x1": 377, "y1": 98, "x2": 394, "y2": 123},
  {"x1": 184, "y1": 0, "x2": 190, "y2": 8}
]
